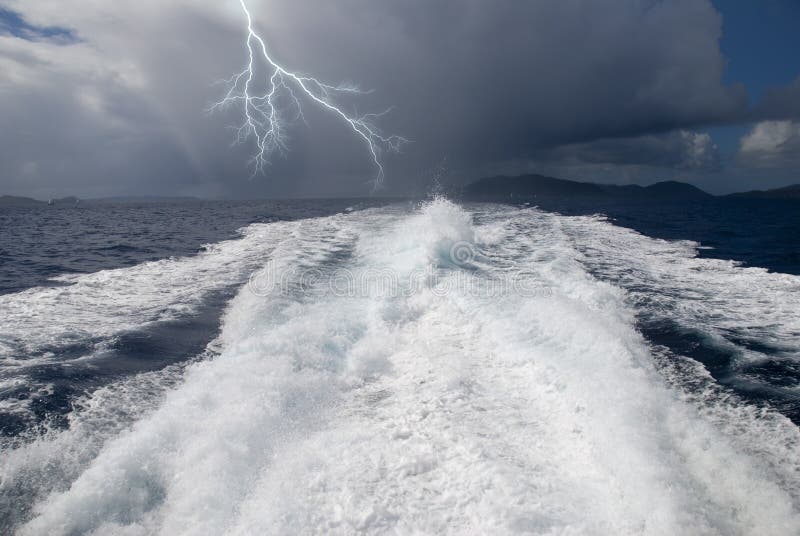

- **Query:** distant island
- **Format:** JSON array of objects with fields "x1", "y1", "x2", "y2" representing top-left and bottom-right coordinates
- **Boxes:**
[
  {"x1": 2, "y1": 180, "x2": 799, "y2": 207},
  {"x1": 725, "y1": 184, "x2": 800, "y2": 200},
  {"x1": 0, "y1": 195, "x2": 199, "y2": 207},
  {"x1": 0, "y1": 195, "x2": 47, "y2": 207},
  {"x1": 0, "y1": 195, "x2": 79, "y2": 207},
  {"x1": 460, "y1": 174, "x2": 800, "y2": 202}
]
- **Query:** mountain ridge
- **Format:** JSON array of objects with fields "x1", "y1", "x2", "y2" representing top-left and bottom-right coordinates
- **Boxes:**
[
  {"x1": 461, "y1": 174, "x2": 798, "y2": 202},
  {"x1": 724, "y1": 184, "x2": 800, "y2": 200},
  {"x1": 2, "y1": 179, "x2": 800, "y2": 206}
]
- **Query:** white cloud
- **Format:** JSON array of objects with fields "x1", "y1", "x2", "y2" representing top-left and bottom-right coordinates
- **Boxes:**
[
  {"x1": 537, "y1": 130, "x2": 720, "y2": 171},
  {"x1": 677, "y1": 131, "x2": 719, "y2": 170},
  {"x1": 739, "y1": 120, "x2": 800, "y2": 168}
]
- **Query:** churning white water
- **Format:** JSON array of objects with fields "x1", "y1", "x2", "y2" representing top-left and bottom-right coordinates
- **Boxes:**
[{"x1": 2, "y1": 199, "x2": 799, "y2": 535}]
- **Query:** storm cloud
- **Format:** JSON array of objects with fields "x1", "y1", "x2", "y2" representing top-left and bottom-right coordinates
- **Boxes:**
[{"x1": 0, "y1": 0, "x2": 797, "y2": 197}]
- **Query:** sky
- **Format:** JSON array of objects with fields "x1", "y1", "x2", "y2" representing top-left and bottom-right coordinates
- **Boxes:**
[{"x1": 0, "y1": 0, "x2": 798, "y2": 199}]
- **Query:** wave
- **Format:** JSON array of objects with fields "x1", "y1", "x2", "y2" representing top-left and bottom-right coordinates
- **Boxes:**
[
  {"x1": 0, "y1": 212, "x2": 376, "y2": 426},
  {"x1": 1, "y1": 199, "x2": 798, "y2": 534},
  {"x1": 554, "y1": 210, "x2": 800, "y2": 418},
  {"x1": 0, "y1": 222, "x2": 289, "y2": 363}
]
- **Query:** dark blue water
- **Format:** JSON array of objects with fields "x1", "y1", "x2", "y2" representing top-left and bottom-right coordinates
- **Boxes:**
[
  {"x1": 532, "y1": 197, "x2": 800, "y2": 275},
  {"x1": 0, "y1": 199, "x2": 387, "y2": 295},
  {"x1": 3, "y1": 198, "x2": 796, "y2": 296}
]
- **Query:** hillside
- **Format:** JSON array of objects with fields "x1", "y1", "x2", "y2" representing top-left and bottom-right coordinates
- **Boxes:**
[
  {"x1": 725, "y1": 184, "x2": 800, "y2": 200},
  {"x1": 462, "y1": 174, "x2": 712, "y2": 202}
]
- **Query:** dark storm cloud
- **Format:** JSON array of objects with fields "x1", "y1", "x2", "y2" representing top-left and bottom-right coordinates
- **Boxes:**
[
  {"x1": 275, "y1": 0, "x2": 745, "y2": 178},
  {"x1": 756, "y1": 77, "x2": 800, "y2": 120},
  {"x1": 728, "y1": 77, "x2": 800, "y2": 189},
  {"x1": 236, "y1": 0, "x2": 746, "y2": 193},
  {"x1": 0, "y1": 0, "x2": 791, "y2": 198},
  {"x1": 535, "y1": 131, "x2": 721, "y2": 171}
]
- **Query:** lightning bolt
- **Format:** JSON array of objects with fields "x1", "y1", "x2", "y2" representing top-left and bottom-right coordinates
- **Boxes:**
[{"x1": 212, "y1": 0, "x2": 406, "y2": 188}]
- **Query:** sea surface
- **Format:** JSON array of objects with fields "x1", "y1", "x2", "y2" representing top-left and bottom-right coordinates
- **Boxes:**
[{"x1": 0, "y1": 197, "x2": 798, "y2": 534}]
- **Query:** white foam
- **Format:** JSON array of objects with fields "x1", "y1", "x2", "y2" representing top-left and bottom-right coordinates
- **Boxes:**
[
  {"x1": 0, "y1": 213, "x2": 381, "y2": 426},
  {"x1": 0, "y1": 359, "x2": 193, "y2": 529},
  {"x1": 5, "y1": 200, "x2": 800, "y2": 534},
  {"x1": 555, "y1": 211, "x2": 800, "y2": 363},
  {"x1": 0, "y1": 222, "x2": 284, "y2": 364}
]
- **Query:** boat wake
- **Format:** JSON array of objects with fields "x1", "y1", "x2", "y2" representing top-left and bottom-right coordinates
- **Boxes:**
[{"x1": 1, "y1": 199, "x2": 798, "y2": 534}]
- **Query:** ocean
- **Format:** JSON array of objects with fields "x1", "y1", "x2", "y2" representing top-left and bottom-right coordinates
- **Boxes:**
[{"x1": 0, "y1": 197, "x2": 798, "y2": 534}]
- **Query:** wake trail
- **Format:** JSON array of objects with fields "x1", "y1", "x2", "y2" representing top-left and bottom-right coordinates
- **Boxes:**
[{"x1": 3, "y1": 200, "x2": 799, "y2": 535}]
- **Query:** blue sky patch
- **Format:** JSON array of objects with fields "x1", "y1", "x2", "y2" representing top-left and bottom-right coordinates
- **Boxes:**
[{"x1": 0, "y1": 7, "x2": 78, "y2": 43}]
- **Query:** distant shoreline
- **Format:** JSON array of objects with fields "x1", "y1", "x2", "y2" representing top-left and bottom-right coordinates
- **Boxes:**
[
  {"x1": 458, "y1": 174, "x2": 800, "y2": 202},
  {"x1": 2, "y1": 176, "x2": 799, "y2": 207}
]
